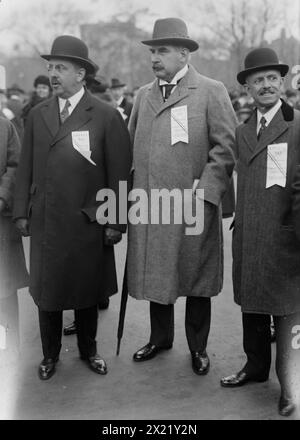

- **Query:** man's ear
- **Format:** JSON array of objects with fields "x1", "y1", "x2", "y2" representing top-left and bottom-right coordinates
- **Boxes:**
[
  {"x1": 77, "y1": 67, "x2": 86, "y2": 82},
  {"x1": 243, "y1": 83, "x2": 249, "y2": 94}
]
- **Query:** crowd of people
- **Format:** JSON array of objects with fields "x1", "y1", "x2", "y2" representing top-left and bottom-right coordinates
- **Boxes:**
[{"x1": 1, "y1": 17, "x2": 300, "y2": 420}]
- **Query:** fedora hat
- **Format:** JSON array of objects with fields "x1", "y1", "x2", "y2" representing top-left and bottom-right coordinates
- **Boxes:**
[
  {"x1": 142, "y1": 18, "x2": 199, "y2": 52},
  {"x1": 41, "y1": 35, "x2": 97, "y2": 75},
  {"x1": 237, "y1": 47, "x2": 289, "y2": 85},
  {"x1": 110, "y1": 78, "x2": 126, "y2": 89}
]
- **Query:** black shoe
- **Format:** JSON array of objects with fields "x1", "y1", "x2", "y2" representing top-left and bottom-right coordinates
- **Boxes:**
[
  {"x1": 278, "y1": 395, "x2": 296, "y2": 417},
  {"x1": 63, "y1": 321, "x2": 77, "y2": 336},
  {"x1": 98, "y1": 298, "x2": 110, "y2": 310},
  {"x1": 133, "y1": 342, "x2": 172, "y2": 362},
  {"x1": 191, "y1": 350, "x2": 210, "y2": 375},
  {"x1": 84, "y1": 354, "x2": 108, "y2": 375},
  {"x1": 220, "y1": 370, "x2": 269, "y2": 387},
  {"x1": 38, "y1": 357, "x2": 59, "y2": 380}
]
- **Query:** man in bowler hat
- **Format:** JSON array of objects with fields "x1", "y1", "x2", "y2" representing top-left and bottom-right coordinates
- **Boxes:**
[
  {"x1": 110, "y1": 78, "x2": 133, "y2": 124},
  {"x1": 220, "y1": 47, "x2": 300, "y2": 417},
  {"x1": 127, "y1": 18, "x2": 236, "y2": 374},
  {"x1": 13, "y1": 35, "x2": 131, "y2": 379}
]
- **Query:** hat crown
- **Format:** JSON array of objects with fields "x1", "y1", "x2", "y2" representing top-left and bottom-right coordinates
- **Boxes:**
[
  {"x1": 49, "y1": 35, "x2": 89, "y2": 61},
  {"x1": 244, "y1": 48, "x2": 280, "y2": 71},
  {"x1": 111, "y1": 78, "x2": 125, "y2": 88},
  {"x1": 152, "y1": 18, "x2": 190, "y2": 40}
]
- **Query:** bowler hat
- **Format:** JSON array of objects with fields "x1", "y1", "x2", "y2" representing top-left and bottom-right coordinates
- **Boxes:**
[
  {"x1": 142, "y1": 18, "x2": 199, "y2": 52},
  {"x1": 237, "y1": 47, "x2": 289, "y2": 85},
  {"x1": 110, "y1": 78, "x2": 126, "y2": 89},
  {"x1": 41, "y1": 35, "x2": 97, "y2": 75}
]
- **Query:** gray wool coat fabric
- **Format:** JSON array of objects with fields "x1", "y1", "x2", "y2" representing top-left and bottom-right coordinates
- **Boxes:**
[
  {"x1": 233, "y1": 100, "x2": 300, "y2": 316},
  {"x1": 127, "y1": 65, "x2": 237, "y2": 305},
  {"x1": 0, "y1": 117, "x2": 28, "y2": 298}
]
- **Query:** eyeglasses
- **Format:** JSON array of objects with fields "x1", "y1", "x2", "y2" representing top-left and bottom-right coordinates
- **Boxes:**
[{"x1": 250, "y1": 75, "x2": 282, "y2": 86}]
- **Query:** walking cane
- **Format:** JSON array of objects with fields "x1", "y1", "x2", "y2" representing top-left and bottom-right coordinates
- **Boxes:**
[{"x1": 116, "y1": 260, "x2": 128, "y2": 356}]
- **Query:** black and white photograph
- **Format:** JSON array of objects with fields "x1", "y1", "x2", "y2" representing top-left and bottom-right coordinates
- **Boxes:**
[{"x1": 1, "y1": 0, "x2": 300, "y2": 424}]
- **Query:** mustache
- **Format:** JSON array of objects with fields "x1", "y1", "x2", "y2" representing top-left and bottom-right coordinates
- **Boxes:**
[
  {"x1": 51, "y1": 78, "x2": 61, "y2": 85},
  {"x1": 259, "y1": 88, "x2": 274, "y2": 94},
  {"x1": 152, "y1": 64, "x2": 162, "y2": 69}
]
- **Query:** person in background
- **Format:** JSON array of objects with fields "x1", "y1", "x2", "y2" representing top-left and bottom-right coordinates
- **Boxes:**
[
  {"x1": 3, "y1": 84, "x2": 24, "y2": 141},
  {"x1": 22, "y1": 75, "x2": 52, "y2": 126},
  {"x1": 109, "y1": 78, "x2": 133, "y2": 125}
]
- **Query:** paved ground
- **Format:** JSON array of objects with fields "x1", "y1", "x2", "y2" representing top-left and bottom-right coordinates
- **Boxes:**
[{"x1": 0, "y1": 218, "x2": 298, "y2": 420}]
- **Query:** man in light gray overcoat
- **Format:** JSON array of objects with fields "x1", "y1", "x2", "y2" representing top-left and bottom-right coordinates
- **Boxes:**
[
  {"x1": 220, "y1": 47, "x2": 300, "y2": 417},
  {"x1": 127, "y1": 18, "x2": 236, "y2": 374}
]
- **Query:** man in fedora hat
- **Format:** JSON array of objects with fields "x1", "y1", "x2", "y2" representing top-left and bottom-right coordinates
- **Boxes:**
[
  {"x1": 13, "y1": 35, "x2": 131, "y2": 380},
  {"x1": 220, "y1": 47, "x2": 300, "y2": 417},
  {"x1": 127, "y1": 18, "x2": 236, "y2": 374},
  {"x1": 110, "y1": 78, "x2": 133, "y2": 125}
]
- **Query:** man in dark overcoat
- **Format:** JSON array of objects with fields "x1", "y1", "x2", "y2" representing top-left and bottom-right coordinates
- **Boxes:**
[
  {"x1": 128, "y1": 18, "x2": 236, "y2": 375},
  {"x1": 13, "y1": 35, "x2": 131, "y2": 380},
  {"x1": 110, "y1": 78, "x2": 133, "y2": 124},
  {"x1": 220, "y1": 48, "x2": 300, "y2": 417}
]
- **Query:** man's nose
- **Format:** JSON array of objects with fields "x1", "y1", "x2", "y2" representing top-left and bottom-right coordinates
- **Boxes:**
[
  {"x1": 151, "y1": 53, "x2": 159, "y2": 63},
  {"x1": 262, "y1": 77, "x2": 272, "y2": 87}
]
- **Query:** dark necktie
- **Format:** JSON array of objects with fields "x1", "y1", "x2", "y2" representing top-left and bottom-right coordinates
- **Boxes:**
[
  {"x1": 161, "y1": 84, "x2": 175, "y2": 101},
  {"x1": 60, "y1": 99, "x2": 71, "y2": 124},
  {"x1": 257, "y1": 116, "x2": 267, "y2": 140}
]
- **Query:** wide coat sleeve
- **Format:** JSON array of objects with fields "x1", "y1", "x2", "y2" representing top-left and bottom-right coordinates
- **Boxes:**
[
  {"x1": 292, "y1": 164, "x2": 300, "y2": 241},
  {"x1": 0, "y1": 118, "x2": 21, "y2": 211},
  {"x1": 197, "y1": 81, "x2": 237, "y2": 206},
  {"x1": 12, "y1": 109, "x2": 34, "y2": 220}
]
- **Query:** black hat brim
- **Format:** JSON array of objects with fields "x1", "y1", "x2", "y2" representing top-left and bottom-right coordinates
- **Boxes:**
[
  {"x1": 41, "y1": 54, "x2": 97, "y2": 75},
  {"x1": 237, "y1": 64, "x2": 289, "y2": 85},
  {"x1": 141, "y1": 37, "x2": 199, "y2": 52},
  {"x1": 110, "y1": 83, "x2": 126, "y2": 88}
]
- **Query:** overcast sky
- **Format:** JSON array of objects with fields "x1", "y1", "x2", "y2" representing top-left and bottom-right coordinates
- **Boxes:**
[{"x1": 0, "y1": 0, "x2": 299, "y2": 53}]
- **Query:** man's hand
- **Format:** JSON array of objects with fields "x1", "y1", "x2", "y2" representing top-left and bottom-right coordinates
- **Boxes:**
[
  {"x1": 0, "y1": 199, "x2": 6, "y2": 214},
  {"x1": 104, "y1": 227, "x2": 122, "y2": 246},
  {"x1": 15, "y1": 218, "x2": 30, "y2": 237}
]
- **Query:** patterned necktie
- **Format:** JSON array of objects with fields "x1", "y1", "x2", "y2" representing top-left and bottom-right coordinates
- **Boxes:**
[
  {"x1": 161, "y1": 84, "x2": 175, "y2": 101},
  {"x1": 257, "y1": 116, "x2": 267, "y2": 140},
  {"x1": 60, "y1": 99, "x2": 71, "y2": 124}
]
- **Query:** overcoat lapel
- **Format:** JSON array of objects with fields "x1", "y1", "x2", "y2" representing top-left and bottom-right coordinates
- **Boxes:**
[
  {"x1": 146, "y1": 65, "x2": 198, "y2": 117},
  {"x1": 49, "y1": 91, "x2": 93, "y2": 147},
  {"x1": 241, "y1": 112, "x2": 258, "y2": 155},
  {"x1": 40, "y1": 97, "x2": 60, "y2": 138},
  {"x1": 250, "y1": 110, "x2": 289, "y2": 162}
]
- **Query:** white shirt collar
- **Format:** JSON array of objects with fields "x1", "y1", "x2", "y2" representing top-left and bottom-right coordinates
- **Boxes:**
[
  {"x1": 116, "y1": 96, "x2": 124, "y2": 106},
  {"x1": 58, "y1": 87, "x2": 85, "y2": 115},
  {"x1": 159, "y1": 64, "x2": 189, "y2": 86},
  {"x1": 257, "y1": 99, "x2": 282, "y2": 133}
]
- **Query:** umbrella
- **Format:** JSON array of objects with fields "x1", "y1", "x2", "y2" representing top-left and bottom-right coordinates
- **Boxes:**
[{"x1": 116, "y1": 260, "x2": 128, "y2": 355}]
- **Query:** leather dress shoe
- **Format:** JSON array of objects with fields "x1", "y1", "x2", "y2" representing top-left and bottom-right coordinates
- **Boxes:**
[
  {"x1": 63, "y1": 321, "x2": 77, "y2": 336},
  {"x1": 133, "y1": 342, "x2": 172, "y2": 362},
  {"x1": 38, "y1": 357, "x2": 59, "y2": 380},
  {"x1": 191, "y1": 351, "x2": 210, "y2": 375},
  {"x1": 220, "y1": 370, "x2": 269, "y2": 387},
  {"x1": 278, "y1": 395, "x2": 296, "y2": 417},
  {"x1": 98, "y1": 298, "x2": 110, "y2": 310},
  {"x1": 84, "y1": 354, "x2": 107, "y2": 375}
]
